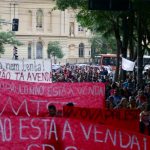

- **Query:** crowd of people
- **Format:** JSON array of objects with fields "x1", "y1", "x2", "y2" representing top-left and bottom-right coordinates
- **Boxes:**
[
  {"x1": 52, "y1": 64, "x2": 112, "y2": 83},
  {"x1": 51, "y1": 63, "x2": 150, "y2": 135}
]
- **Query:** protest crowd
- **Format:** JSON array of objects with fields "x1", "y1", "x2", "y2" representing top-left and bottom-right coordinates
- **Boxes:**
[
  {"x1": 1, "y1": 58, "x2": 150, "y2": 149},
  {"x1": 52, "y1": 63, "x2": 150, "y2": 135}
]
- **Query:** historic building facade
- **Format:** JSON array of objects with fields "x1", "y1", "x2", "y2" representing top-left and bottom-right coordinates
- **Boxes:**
[{"x1": 0, "y1": 0, "x2": 92, "y2": 64}]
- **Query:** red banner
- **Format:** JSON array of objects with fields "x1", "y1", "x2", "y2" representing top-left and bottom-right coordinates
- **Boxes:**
[
  {"x1": 0, "y1": 79, "x2": 105, "y2": 117},
  {"x1": 0, "y1": 117, "x2": 149, "y2": 150},
  {"x1": 63, "y1": 107, "x2": 140, "y2": 132},
  {"x1": 0, "y1": 79, "x2": 148, "y2": 149}
]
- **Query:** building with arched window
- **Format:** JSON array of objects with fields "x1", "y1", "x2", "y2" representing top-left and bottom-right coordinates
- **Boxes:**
[
  {"x1": 36, "y1": 42, "x2": 43, "y2": 59},
  {"x1": 79, "y1": 43, "x2": 84, "y2": 57},
  {"x1": 36, "y1": 9, "x2": 43, "y2": 29},
  {"x1": 0, "y1": 0, "x2": 92, "y2": 64},
  {"x1": 28, "y1": 42, "x2": 32, "y2": 59}
]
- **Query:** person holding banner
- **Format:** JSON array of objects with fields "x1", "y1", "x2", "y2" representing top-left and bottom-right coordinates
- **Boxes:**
[
  {"x1": 48, "y1": 104, "x2": 57, "y2": 117},
  {"x1": 139, "y1": 103, "x2": 150, "y2": 135},
  {"x1": 48, "y1": 104, "x2": 63, "y2": 117},
  {"x1": 44, "y1": 104, "x2": 63, "y2": 149}
]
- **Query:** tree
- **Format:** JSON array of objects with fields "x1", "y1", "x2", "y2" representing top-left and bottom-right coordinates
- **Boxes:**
[
  {"x1": 56, "y1": 0, "x2": 150, "y2": 86},
  {"x1": 0, "y1": 31, "x2": 22, "y2": 55},
  {"x1": 56, "y1": 0, "x2": 124, "y2": 80},
  {"x1": 47, "y1": 41, "x2": 64, "y2": 63},
  {"x1": 90, "y1": 33, "x2": 116, "y2": 55}
]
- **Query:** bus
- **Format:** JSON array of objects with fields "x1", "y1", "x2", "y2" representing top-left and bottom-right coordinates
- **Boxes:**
[
  {"x1": 94, "y1": 54, "x2": 150, "y2": 71},
  {"x1": 94, "y1": 54, "x2": 117, "y2": 70}
]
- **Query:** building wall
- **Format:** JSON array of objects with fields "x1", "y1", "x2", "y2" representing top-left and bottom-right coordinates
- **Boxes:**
[{"x1": 0, "y1": 0, "x2": 92, "y2": 65}]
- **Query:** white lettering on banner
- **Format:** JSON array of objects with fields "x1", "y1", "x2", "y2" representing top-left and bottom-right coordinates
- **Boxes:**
[
  {"x1": 30, "y1": 118, "x2": 41, "y2": 140},
  {"x1": 27, "y1": 144, "x2": 40, "y2": 150},
  {"x1": 80, "y1": 123, "x2": 92, "y2": 140},
  {"x1": 62, "y1": 121, "x2": 75, "y2": 141},
  {"x1": 30, "y1": 100, "x2": 48, "y2": 116},
  {"x1": 42, "y1": 119, "x2": 50, "y2": 139},
  {"x1": 0, "y1": 118, "x2": 12, "y2": 142},
  {"x1": 42, "y1": 144, "x2": 55, "y2": 150},
  {"x1": 3, "y1": 118, "x2": 12, "y2": 142},
  {"x1": 0, "y1": 80, "x2": 104, "y2": 96},
  {"x1": 94, "y1": 126, "x2": 104, "y2": 143},
  {"x1": 48, "y1": 119, "x2": 58, "y2": 140},
  {"x1": 119, "y1": 131, "x2": 131, "y2": 148},
  {"x1": 19, "y1": 118, "x2": 29, "y2": 140},
  {"x1": 0, "y1": 97, "x2": 68, "y2": 117},
  {"x1": 0, "y1": 119, "x2": 5, "y2": 141},
  {"x1": 47, "y1": 86, "x2": 104, "y2": 97},
  {"x1": 0, "y1": 97, "x2": 30, "y2": 116},
  {"x1": 104, "y1": 129, "x2": 117, "y2": 146},
  {"x1": 65, "y1": 146, "x2": 78, "y2": 150},
  {"x1": 0, "y1": 118, "x2": 148, "y2": 150},
  {"x1": 130, "y1": 135, "x2": 140, "y2": 150},
  {"x1": 27, "y1": 144, "x2": 78, "y2": 150},
  {"x1": 143, "y1": 138, "x2": 147, "y2": 150},
  {"x1": 76, "y1": 86, "x2": 104, "y2": 96},
  {"x1": 18, "y1": 85, "x2": 45, "y2": 95}
]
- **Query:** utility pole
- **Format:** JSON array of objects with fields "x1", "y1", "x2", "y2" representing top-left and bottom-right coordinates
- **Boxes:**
[
  {"x1": 12, "y1": 2, "x2": 19, "y2": 32},
  {"x1": 13, "y1": 3, "x2": 16, "y2": 18}
]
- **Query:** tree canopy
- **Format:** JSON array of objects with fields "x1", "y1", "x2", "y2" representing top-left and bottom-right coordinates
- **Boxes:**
[
  {"x1": 90, "y1": 33, "x2": 116, "y2": 55},
  {"x1": 56, "y1": 0, "x2": 150, "y2": 86},
  {"x1": 0, "y1": 31, "x2": 22, "y2": 54},
  {"x1": 47, "y1": 41, "x2": 64, "y2": 59}
]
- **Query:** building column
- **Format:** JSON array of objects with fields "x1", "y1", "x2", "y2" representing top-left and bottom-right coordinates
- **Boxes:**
[
  {"x1": 43, "y1": 10, "x2": 47, "y2": 33},
  {"x1": 32, "y1": 10, "x2": 36, "y2": 33},
  {"x1": 32, "y1": 39, "x2": 36, "y2": 59}
]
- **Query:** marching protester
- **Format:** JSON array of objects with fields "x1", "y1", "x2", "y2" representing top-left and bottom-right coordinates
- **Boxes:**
[
  {"x1": 48, "y1": 104, "x2": 63, "y2": 117},
  {"x1": 139, "y1": 103, "x2": 150, "y2": 135},
  {"x1": 48, "y1": 104, "x2": 57, "y2": 117},
  {"x1": 51, "y1": 64, "x2": 150, "y2": 136}
]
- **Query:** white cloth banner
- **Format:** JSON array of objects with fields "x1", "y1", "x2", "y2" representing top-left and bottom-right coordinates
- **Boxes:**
[
  {"x1": 122, "y1": 57, "x2": 135, "y2": 71},
  {"x1": 0, "y1": 58, "x2": 52, "y2": 83}
]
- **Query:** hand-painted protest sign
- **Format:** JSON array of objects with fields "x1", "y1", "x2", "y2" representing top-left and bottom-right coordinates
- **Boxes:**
[
  {"x1": 63, "y1": 106, "x2": 140, "y2": 132},
  {"x1": 0, "y1": 58, "x2": 52, "y2": 83},
  {"x1": 0, "y1": 79, "x2": 105, "y2": 117},
  {"x1": 0, "y1": 116, "x2": 149, "y2": 150},
  {"x1": 0, "y1": 79, "x2": 148, "y2": 150}
]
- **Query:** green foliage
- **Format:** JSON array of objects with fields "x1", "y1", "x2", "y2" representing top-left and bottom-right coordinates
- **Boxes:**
[
  {"x1": 56, "y1": 0, "x2": 87, "y2": 10},
  {"x1": 47, "y1": 41, "x2": 64, "y2": 59},
  {"x1": 90, "y1": 33, "x2": 116, "y2": 55},
  {"x1": 0, "y1": 43, "x2": 4, "y2": 54},
  {"x1": 0, "y1": 31, "x2": 23, "y2": 54},
  {"x1": 56, "y1": 0, "x2": 150, "y2": 55}
]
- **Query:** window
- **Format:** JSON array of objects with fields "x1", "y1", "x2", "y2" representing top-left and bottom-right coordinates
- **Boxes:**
[
  {"x1": 102, "y1": 57, "x2": 117, "y2": 66},
  {"x1": 28, "y1": 10, "x2": 32, "y2": 31},
  {"x1": 28, "y1": 43, "x2": 32, "y2": 59},
  {"x1": 79, "y1": 43, "x2": 84, "y2": 57},
  {"x1": 36, "y1": 42, "x2": 43, "y2": 59},
  {"x1": 69, "y1": 22, "x2": 74, "y2": 36},
  {"x1": 36, "y1": 9, "x2": 43, "y2": 28}
]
